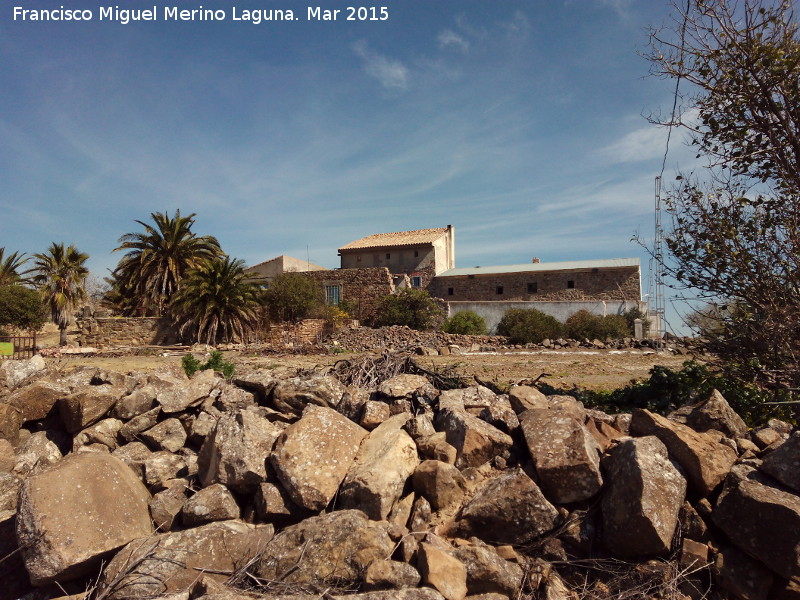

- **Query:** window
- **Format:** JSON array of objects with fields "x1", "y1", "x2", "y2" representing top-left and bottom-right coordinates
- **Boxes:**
[
  {"x1": 567, "y1": 280, "x2": 575, "y2": 289},
  {"x1": 527, "y1": 282, "x2": 538, "y2": 293},
  {"x1": 412, "y1": 276, "x2": 421, "y2": 287},
  {"x1": 448, "y1": 287, "x2": 454, "y2": 296},
  {"x1": 496, "y1": 286, "x2": 504, "y2": 295},
  {"x1": 385, "y1": 253, "x2": 391, "y2": 260},
  {"x1": 324, "y1": 285, "x2": 341, "y2": 306},
  {"x1": 357, "y1": 255, "x2": 362, "y2": 262},
  {"x1": 414, "y1": 250, "x2": 419, "y2": 258}
]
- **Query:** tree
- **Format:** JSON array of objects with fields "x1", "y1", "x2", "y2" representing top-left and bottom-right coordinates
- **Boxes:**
[
  {"x1": 170, "y1": 256, "x2": 262, "y2": 344},
  {"x1": 496, "y1": 308, "x2": 564, "y2": 344},
  {"x1": 647, "y1": 0, "x2": 800, "y2": 388},
  {"x1": 372, "y1": 288, "x2": 445, "y2": 331},
  {"x1": 442, "y1": 310, "x2": 487, "y2": 335},
  {"x1": 30, "y1": 243, "x2": 89, "y2": 345},
  {"x1": 113, "y1": 210, "x2": 223, "y2": 314},
  {"x1": 0, "y1": 248, "x2": 29, "y2": 286},
  {"x1": 0, "y1": 285, "x2": 47, "y2": 333},
  {"x1": 263, "y1": 272, "x2": 324, "y2": 323}
]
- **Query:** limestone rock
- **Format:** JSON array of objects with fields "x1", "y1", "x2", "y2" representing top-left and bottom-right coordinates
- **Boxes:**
[
  {"x1": 119, "y1": 406, "x2": 161, "y2": 442},
  {"x1": 271, "y1": 374, "x2": 345, "y2": 415},
  {"x1": 270, "y1": 405, "x2": 367, "y2": 511},
  {"x1": 58, "y1": 385, "x2": 121, "y2": 433},
  {"x1": 508, "y1": 385, "x2": 548, "y2": 413},
  {"x1": 435, "y1": 406, "x2": 513, "y2": 469},
  {"x1": 157, "y1": 369, "x2": 218, "y2": 413},
  {"x1": 0, "y1": 472, "x2": 21, "y2": 512},
  {"x1": 13, "y1": 431, "x2": 63, "y2": 477},
  {"x1": 72, "y1": 418, "x2": 123, "y2": 451},
  {"x1": 1, "y1": 355, "x2": 46, "y2": 389},
  {"x1": 253, "y1": 510, "x2": 394, "y2": 586},
  {"x1": 685, "y1": 389, "x2": 748, "y2": 438},
  {"x1": 458, "y1": 468, "x2": 559, "y2": 545},
  {"x1": 181, "y1": 483, "x2": 240, "y2": 526},
  {"x1": 439, "y1": 385, "x2": 496, "y2": 409},
  {"x1": 197, "y1": 409, "x2": 282, "y2": 492},
  {"x1": 101, "y1": 520, "x2": 273, "y2": 598},
  {"x1": 112, "y1": 385, "x2": 157, "y2": 420},
  {"x1": 16, "y1": 452, "x2": 152, "y2": 586},
  {"x1": 378, "y1": 374, "x2": 436, "y2": 400},
  {"x1": 601, "y1": 436, "x2": 686, "y2": 557},
  {"x1": 417, "y1": 542, "x2": 468, "y2": 600},
  {"x1": 4, "y1": 380, "x2": 69, "y2": 423},
  {"x1": 454, "y1": 542, "x2": 524, "y2": 597},
  {"x1": 413, "y1": 460, "x2": 468, "y2": 512},
  {"x1": 360, "y1": 400, "x2": 391, "y2": 430},
  {"x1": 364, "y1": 559, "x2": 421, "y2": 591},
  {"x1": 760, "y1": 431, "x2": 800, "y2": 492},
  {"x1": 630, "y1": 408, "x2": 737, "y2": 496},
  {"x1": 520, "y1": 407, "x2": 603, "y2": 504},
  {"x1": 0, "y1": 402, "x2": 23, "y2": 445},
  {"x1": 144, "y1": 451, "x2": 189, "y2": 486},
  {"x1": 140, "y1": 417, "x2": 187, "y2": 452}
]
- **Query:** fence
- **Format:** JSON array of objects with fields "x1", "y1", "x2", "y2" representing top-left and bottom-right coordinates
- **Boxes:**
[{"x1": 0, "y1": 335, "x2": 37, "y2": 360}]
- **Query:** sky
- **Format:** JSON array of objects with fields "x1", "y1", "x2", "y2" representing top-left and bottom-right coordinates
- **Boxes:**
[{"x1": 0, "y1": 0, "x2": 700, "y2": 332}]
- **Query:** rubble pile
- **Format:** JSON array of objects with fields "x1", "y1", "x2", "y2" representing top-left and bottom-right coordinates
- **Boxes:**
[{"x1": 0, "y1": 353, "x2": 796, "y2": 600}]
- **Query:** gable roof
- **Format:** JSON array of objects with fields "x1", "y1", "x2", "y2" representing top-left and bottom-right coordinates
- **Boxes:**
[
  {"x1": 339, "y1": 227, "x2": 450, "y2": 251},
  {"x1": 436, "y1": 258, "x2": 640, "y2": 277}
]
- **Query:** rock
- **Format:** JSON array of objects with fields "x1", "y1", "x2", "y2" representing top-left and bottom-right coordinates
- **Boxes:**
[
  {"x1": 197, "y1": 409, "x2": 282, "y2": 492},
  {"x1": 144, "y1": 451, "x2": 189, "y2": 486},
  {"x1": 713, "y1": 465, "x2": 800, "y2": 579},
  {"x1": 189, "y1": 410, "x2": 219, "y2": 444},
  {"x1": 101, "y1": 520, "x2": 273, "y2": 599},
  {"x1": 601, "y1": 436, "x2": 686, "y2": 557},
  {"x1": 439, "y1": 385, "x2": 496, "y2": 409},
  {"x1": 112, "y1": 385, "x2": 157, "y2": 420},
  {"x1": 58, "y1": 385, "x2": 121, "y2": 433},
  {"x1": 520, "y1": 407, "x2": 603, "y2": 504},
  {"x1": 378, "y1": 374, "x2": 436, "y2": 400},
  {"x1": 4, "y1": 380, "x2": 69, "y2": 422},
  {"x1": 253, "y1": 510, "x2": 394, "y2": 586},
  {"x1": 338, "y1": 385, "x2": 370, "y2": 422},
  {"x1": 157, "y1": 369, "x2": 218, "y2": 413},
  {"x1": 13, "y1": 431, "x2": 63, "y2": 477},
  {"x1": 454, "y1": 542, "x2": 524, "y2": 597},
  {"x1": 270, "y1": 405, "x2": 367, "y2": 511},
  {"x1": 435, "y1": 406, "x2": 513, "y2": 469},
  {"x1": 360, "y1": 400, "x2": 391, "y2": 430},
  {"x1": 413, "y1": 460, "x2": 468, "y2": 512},
  {"x1": 417, "y1": 433, "x2": 458, "y2": 464},
  {"x1": 458, "y1": 468, "x2": 559, "y2": 545},
  {"x1": 364, "y1": 559, "x2": 421, "y2": 590},
  {"x1": 232, "y1": 370, "x2": 278, "y2": 402},
  {"x1": 0, "y1": 472, "x2": 21, "y2": 512},
  {"x1": 404, "y1": 414, "x2": 437, "y2": 439},
  {"x1": 760, "y1": 431, "x2": 800, "y2": 492},
  {"x1": 417, "y1": 542, "x2": 468, "y2": 600},
  {"x1": 508, "y1": 385, "x2": 548, "y2": 413},
  {"x1": 479, "y1": 404, "x2": 520, "y2": 436},
  {"x1": 712, "y1": 544, "x2": 774, "y2": 600},
  {"x1": 150, "y1": 485, "x2": 187, "y2": 531},
  {"x1": 410, "y1": 495, "x2": 433, "y2": 532},
  {"x1": 271, "y1": 374, "x2": 345, "y2": 415},
  {"x1": 214, "y1": 383, "x2": 256, "y2": 412},
  {"x1": 0, "y1": 438, "x2": 14, "y2": 472},
  {"x1": 119, "y1": 406, "x2": 161, "y2": 442},
  {"x1": 0, "y1": 403, "x2": 23, "y2": 445},
  {"x1": 181, "y1": 483, "x2": 240, "y2": 526},
  {"x1": 140, "y1": 418, "x2": 187, "y2": 452},
  {"x1": 1, "y1": 355, "x2": 46, "y2": 389},
  {"x1": 340, "y1": 414, "x2": 419, "y2": 520},
  {"x1": 16, "y1": 452, "x2": 152, "y2": 586},
  {"x1": 752, "y1": 425, "x2": 784, "y2": 449},
  {"x1": 72, "y1": 418, "x2": 123, "y2": 451},
  {"x1": 630, "y1": 408, "x2": 737, "y2": 496},
  {"x1": 254, "y1": 482, "x2": 302, "y2": 521},
  {"x1": 685, "y1": 389, "x2": 748, "y2": 438}
]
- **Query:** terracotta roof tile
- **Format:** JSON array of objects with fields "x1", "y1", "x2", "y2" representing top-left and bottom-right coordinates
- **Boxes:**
[{"x1": 339, "y1": 227, "x2": 449, "y2": 251}]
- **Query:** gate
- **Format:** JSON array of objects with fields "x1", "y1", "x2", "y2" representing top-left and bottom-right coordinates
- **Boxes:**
[{"x1": 0, "y1": 335, "x2": 37, "y2": 360}]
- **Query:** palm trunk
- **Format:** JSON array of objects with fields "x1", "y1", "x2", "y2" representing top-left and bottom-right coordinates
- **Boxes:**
[{"x1": 59, "y1": 326, "x2": 67, "y2": 346}]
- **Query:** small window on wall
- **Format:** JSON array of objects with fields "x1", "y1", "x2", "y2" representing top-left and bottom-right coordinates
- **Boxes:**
[
  {"x1": 567, "y1": 280, "x2": 575, "y2": 289},
  {"x1": 357, "y1": 255, "x2": 362, "y2": 262},
  {"x1": 324, "y1": 285, "x2": 341, "y2": 306},
  {"x1": 496, "y1": 286, "x2": 504, "y2": 295},
  {"x1": 414, "y1": 250, "x2": 419, "y2": 258},
  {"x1": 412, "y1": 276, "x2": 422, "y2": 287},
  {"x1": 528, "y1": 282, "x2": 538, "y2": 293},
  {"x1": 448, "y1": 287, "x2": 454, "y2": 296},
  {"x1": 386, "y1": 253, "x2": 391, "y2": 260}
]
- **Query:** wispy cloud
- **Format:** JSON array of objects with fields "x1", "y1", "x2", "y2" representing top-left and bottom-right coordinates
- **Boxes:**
[
  {"x1": 352, "y1": 40, "x2": 408, "y2": 90},
  {"x1": 597, "y1": 125, "x2": 666, "y2": 164},
  {"x1": 438, "y1": 29, "x2": 469, "y2": 53}
]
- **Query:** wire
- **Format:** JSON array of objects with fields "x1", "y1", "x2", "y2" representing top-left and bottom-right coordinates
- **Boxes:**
[{"x1": 660, "y1": 0, "x2": 692, "y2": 179}]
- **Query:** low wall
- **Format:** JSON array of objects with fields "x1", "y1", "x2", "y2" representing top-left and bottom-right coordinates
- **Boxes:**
[
  {"x1": 447, "y1": 300, "x2": 649, "y2": 335},
  {"x1": 76, "y1": 317, "x2": 179, "y2": 348}
]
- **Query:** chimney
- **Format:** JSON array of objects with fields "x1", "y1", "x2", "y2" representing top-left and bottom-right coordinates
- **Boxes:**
[{"x1": 532, "y1": 257, "x2": 540, "y2": 263}]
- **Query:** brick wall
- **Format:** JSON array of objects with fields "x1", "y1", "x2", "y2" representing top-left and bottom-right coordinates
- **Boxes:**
[
  {"x1": 428, "y1": 266, "x2": 641, "y2": 303},
  {"x1": 76, "y1": 317, "x2": 179, "y2": 348},
  {"x1": 302, "y1": 268, "x2": 395, "y2": 322}
]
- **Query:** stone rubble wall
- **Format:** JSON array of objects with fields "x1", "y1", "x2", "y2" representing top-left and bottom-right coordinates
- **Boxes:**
[{"x1": 75, "y1": 317, "x2": 179, "y2": 349}]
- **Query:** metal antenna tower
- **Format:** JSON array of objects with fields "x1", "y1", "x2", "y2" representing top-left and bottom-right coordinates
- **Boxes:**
[{"x1": 654, "y1": 176, "x2": 666, "y2": 350}]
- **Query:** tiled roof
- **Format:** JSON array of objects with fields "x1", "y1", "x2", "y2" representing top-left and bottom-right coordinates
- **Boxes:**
[
  {"x1": 437, "y1": 258, "x2": 640, "y2": 277},
  {"x1": 339, "y1": 227, "x2": 450, "y2": 251}
]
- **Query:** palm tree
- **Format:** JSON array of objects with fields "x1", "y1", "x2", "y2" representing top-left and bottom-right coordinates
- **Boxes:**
[
  {"x1": 170, "y1": 256, "x2": 262, "y2": 344},
  {"x1": 0, "y1": 247, "x2": 29, "y2": 286},
  {"x1": 30, "y1": 243, "x2": 89, "y2": 345},
  {"x1": 113, "y1": 210, "x2": 222, "y2": 314}
]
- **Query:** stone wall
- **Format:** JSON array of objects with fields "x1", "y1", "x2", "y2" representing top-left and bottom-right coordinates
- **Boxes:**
[
  {"x1": 76, "y1": 317, "x2": 179, "y2": 348},
  {"x1": 302, "y1": 268, "x2": 395, "y2": 322},
  {"x1": 265, "y1": 319, "x2": 331, "y2": 347},
  {"x1": 428, "y1": 266, "x2": 641, "y2": 303}
]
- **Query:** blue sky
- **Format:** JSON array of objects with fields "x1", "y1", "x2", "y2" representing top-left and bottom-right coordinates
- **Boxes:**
[{"x1": 1, "y1": 0, "x2": 699, "y2": 331}]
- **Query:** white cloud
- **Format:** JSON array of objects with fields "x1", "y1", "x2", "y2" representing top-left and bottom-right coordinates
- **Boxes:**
[
  {"x1": 438, "y1": 29, "x2": 469, "y2": 53},
  {"x1": 352, "y1": 40, "x2": 409, "y2": 90},
  {"x1": 598, "y1": 125, "x2": 667, "y2": 164}
]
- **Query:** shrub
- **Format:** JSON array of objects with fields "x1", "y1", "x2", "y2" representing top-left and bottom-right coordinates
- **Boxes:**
[
  {"x1": 623, "y1": 306, "x2": 651, "y2": 337},
  {"x1": 442, "y1": 311, "x2": 487, "y2": 335},
  {"x1": 182, "y1": 350, "x2": 235, "y2": 380},
  {"x1": 565, "y1": 310, "x2": 629, "y2": 341},
  {"x1": 372, "y1": 288, "x2": 445, "y2": 331},
  {"x1": 0, "y1": 285, "x2": 48, "y2": 333},
  {"x1": 497, "y1": 308, "x2": 564, "y2": 344},
  {"x1": 263, "y1": 272, "x2": 324, "y2": 323}
]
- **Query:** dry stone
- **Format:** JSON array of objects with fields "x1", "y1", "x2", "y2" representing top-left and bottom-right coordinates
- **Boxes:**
[
  {"x1": 339, "y1": 413, "x2": 419, "y2": 520},
  {"x1": 364, "y1": 559, "x2": 421, "y2": 590},
  {"x1": 101, "y1": 520, "x2": 273, "y2": 599},
  {"x1": 232, "y1": 370, "x2": 278, "y2": 402},
  {"x1": 439, "y1": 385, "x2": 496, "y2": 409},
  {"x1": 685, "y1": 389, "x2": 748, "y2": 438},
  {"x1": 0, "y1": 402, "x2": 23, "y2": 445},
  {"x1": 508, "y1": 385, "x2": 548, "y2": 413},
  {"x1": 417, "y1": 542, "x2": 468, "y2": 600},
  {"x1": 112, "y1": 385, "x2": 157, "y2": 420},
  {"x1": 157, "y1": 368, "x2": 218, "y2": 413},
  {"x1": 454, "y1": 542, "x2": 524, "y2": 597},
  {"x1": 16, "y1": 452, "x2": 152, "y2": 586},
  {"x1": 254, "y1": 481, "x2": 301, "y2": 521},
  {"x1": 379, "y1": 374, "x2": 435, "y2": 399},
  {"x1": 144, "y1": 450, "x2": 189, "y2": 486},
  {"x1": 712, "y1": 544, "x2": 775, "y2": 600},
  {"x1": 140, "y1": 417, "x2": 187, "y2": 452},
  {"x1": 13, "y1": 431, "x2": 63, "y2": 477},
  {"x1": 520, "y1": 407, "x2": 603, "y2": 504},
  {"x1": 271, "y1": 374, "x2": 345, "y2": 415},
  {"x1": 119, "y1": 406, "x2": 161, "y2": 442},
  {"x1": 458, "y1": 468, "x2": 559, "y2": 545},
  {"x1": 435, "y1": 406, "x2": 513, "y2": 469},
  {"x1": 270, "y1": 405, "x2": 367, "y2": 511},
  {"x1": 0, "y1": 472, "x2": 21, "y2": 512},
  {"x1": 361, "y1": 400, "x2": 391, "y2": 429},
  {"x1": 413, "y1": 460, "x2": 468, "y2": 512},
  {"x1": 72, "y1": 418, "x2": 123, "y2": 451},
  {"x1": 253, "y1": 509, "x2": 394, "y2": 586},
  {"x1": 58, "y1": 385, "x2": 121, "y2": 433},
  {"x1": 4, "y1": 380, "x2": 69, "y2": 422},
  {"x1": 1, "y1": 355, "x2": 45, "y2": 389},
  {"x1": 601, "y1": 436, "x2": 686, "y2": 557},
  {"x1": 631, "y1": 408, "x2": 737, "y2": 496},
  {"x1": 0, "y1": 438, "x2": 14, "y2": 472},
  {"x1": 197, "y1": 409, "x2": 282, "y2": 492},
  {"x1": 150, "y1": 485, "x2": 186, "y2": 531},
  {"x1": 760, "y1": 431, "x2": 800, "y2": 492},
  {"x1": 181, "y1": 483, "x2": 240, "y2": 526}
]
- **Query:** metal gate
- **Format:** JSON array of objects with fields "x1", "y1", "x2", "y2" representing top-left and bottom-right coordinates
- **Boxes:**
[{"x1": 0, "y1": 335, "x2": 37, "y2": 360}]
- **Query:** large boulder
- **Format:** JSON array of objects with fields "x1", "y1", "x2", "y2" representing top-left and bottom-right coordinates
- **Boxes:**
[
  {"x1": 453, "y1": 542, "x2": 524, "y2": 597},
  {"x1": 271, "y1": 374, "x2": 346, "y2": 415},
  {"x1": 458, "y1": 468, "x2": 559, "y2": 545},
  {"x1": 685, "y1": 389, "x2": 748, "y2": 438},
  {"x1": 630, "y1": 408, "x2": 737, "y2": 497},
  {"x1": 157, "y1": 369, "x2": 218, "y2": 414},
  {"x1": 601, "y1": 436, "x2": 686, "y2": 557},
  {"x1": 435, "y1": 406, "x2": 513, "y2": 469},
  {"x1": 417, "y1": 542, "x2": 468, "y2": 600},
  {"x1": 378, "y1": 374, "x2": 436, "y2": 400},
  {"x1": 181, "y1": 483, "x2": 240, "y2": 526},
  {"x1": 58, "y1": 385, "x2": 122, "y2": 433},
  {"x1": 270, "y1": 405, "x2": 368, "y2": 510},
  {"x1": 3, "y1": 380, "x2": 69, "y2": 422},
  {"x1": 413, "y1": 460, "x2": 468, "y2": 512},
  {"x1": 508, "y1": 385, "x2": 548, "y2": 414},
  {"x1": 101, "y1": 520, "x2": 273, "y2": 599},
  {"x1": 339, "y1": 414, "x2": 420, "y2": 520},
  {"x1": 760, "y1": 431, "x2": 800, "y2": 493},
  {"x1": 520, "y1": 407, "x2": 603, "y2": 504},
  {"x1": 16, "y1": 452, "x2": 152, "y2": 586},
  {"x1": 1, "y1": 354, "x2": 46, "y2": 389},
  {"x1": 197, "y1": 409, "x2": 283, "y2": 492},
  {"x1": 252, "y1": 510, "x2": 394, "y2": 586}
]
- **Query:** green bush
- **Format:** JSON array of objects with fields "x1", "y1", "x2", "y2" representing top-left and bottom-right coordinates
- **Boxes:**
[
  {"x1": 372, "y1": 288, "x2": 445, "y2": 331},
  {"x1": 0, "y1": 285, "x2": 48, "y2": 333},
  {"x1": 623, "y1": 306, "x2": 650, "y2": 337},
  {"x1": 565, "y1": 310, "x2": 629, "y2": 340},
  {"x1": 182, "y1": 350, "x2": 235, "y2": 380},
  {"x1": 442, "y1": 311, "x2": 487, "y2": 335},
  {"x1": 263, "y1": 272, "x2": 324, "y2": 323},
  {"x1": 497, "y1": 308, "x2": 564, "y2": 344}
]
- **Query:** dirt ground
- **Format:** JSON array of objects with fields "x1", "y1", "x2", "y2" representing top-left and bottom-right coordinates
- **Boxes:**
[{"x1": 50, "y1": 346, "x2": 695, "y2": 393}]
